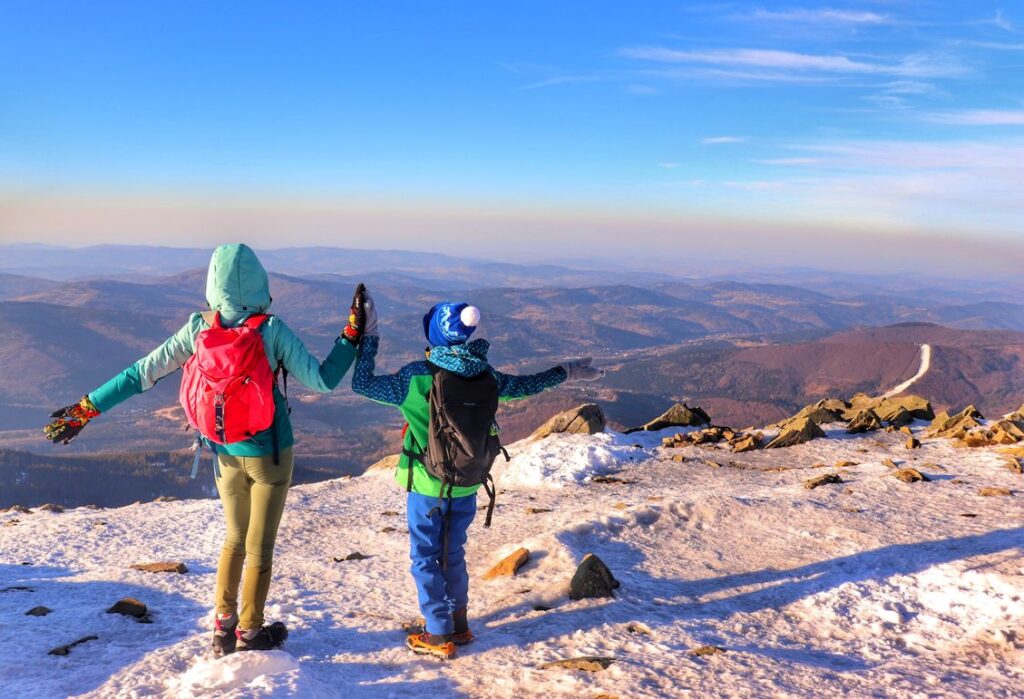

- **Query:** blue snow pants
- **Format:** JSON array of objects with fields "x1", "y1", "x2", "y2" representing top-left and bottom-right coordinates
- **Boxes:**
[{"x1": 407, "y1": 491, "x2": 477, "y2": 635}]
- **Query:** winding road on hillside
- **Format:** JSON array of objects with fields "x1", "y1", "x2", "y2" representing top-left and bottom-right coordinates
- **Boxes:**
[{"x1": 882, "y1": 344, "x2": 932, "y2": 398}]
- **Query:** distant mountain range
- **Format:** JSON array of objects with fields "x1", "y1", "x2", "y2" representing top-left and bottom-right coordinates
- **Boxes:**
[{"x1": 1, "y1": 245, "x2": 1022, "y2": 506}]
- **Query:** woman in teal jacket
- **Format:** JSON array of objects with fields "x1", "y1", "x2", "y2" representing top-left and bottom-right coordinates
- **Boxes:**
[{"x1": 43, "y1": 243, "x2": 365, "y2": 655}]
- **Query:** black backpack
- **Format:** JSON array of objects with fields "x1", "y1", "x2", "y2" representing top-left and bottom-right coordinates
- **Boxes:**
[{"x1": 408, "y1": 365, "x2": 508, "y2": 529}]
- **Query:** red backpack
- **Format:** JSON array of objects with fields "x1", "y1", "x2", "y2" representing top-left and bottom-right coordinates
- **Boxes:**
[{"x1": 179, "y1": 312, "x2": 277, "y2": 444}]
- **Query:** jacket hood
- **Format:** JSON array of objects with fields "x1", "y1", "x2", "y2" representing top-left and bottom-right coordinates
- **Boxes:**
[
  {"x1": 205, "y1": 243, "x2": 271, "y2": 316},
  {"x1": 427, "y1": 338, "x2": 491, "y2": 377}
]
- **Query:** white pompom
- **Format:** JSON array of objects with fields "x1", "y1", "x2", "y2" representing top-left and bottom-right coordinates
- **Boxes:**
[{"x1": 461, "y1": 305, "x2": 481, "y2": 327}]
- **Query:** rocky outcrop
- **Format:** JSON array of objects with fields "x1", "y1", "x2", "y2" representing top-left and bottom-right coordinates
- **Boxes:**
[
  {"x1": 926, "y1": 406, "x2": 984, "y2": 439},
  {"x1": 569, "y1": 554, "x2": 619, "y2": 600},
  {"x1": 873, "y1": 395, "x2": 934, "y2": 422},
  {"x1": 530, "y1": 404, "x2": 606, "y2": 441},
  {"x1": 766, "y1": 418, "x2": 826, "y2": 449},
  {"x1": 774, "y1": 399, "x2": 848, "y2": 432},
  {"x1": 625, "y1": 403, "x2": 710, "y2": 434},
  {"x1": 366, "y1": 454, "x2": 400, "y2": 472}
]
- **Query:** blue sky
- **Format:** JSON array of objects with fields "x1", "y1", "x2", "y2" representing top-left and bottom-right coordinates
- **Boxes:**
[{"x1": 2, "y1": 2, "x2": 1023, "y2": 271}]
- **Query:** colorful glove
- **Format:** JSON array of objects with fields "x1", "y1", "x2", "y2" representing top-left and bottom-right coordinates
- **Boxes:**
[
  {"x1": 43, "y1": 395, "x2": 100, "y2": 445},
  {"x1": 342, "y1": 283, "x2": 367, "y2": 343},
  {"x1": 559, "y1": 357, "x2": 604, "y2": 382}
]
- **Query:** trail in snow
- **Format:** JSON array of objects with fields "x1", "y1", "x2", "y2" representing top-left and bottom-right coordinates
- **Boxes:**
[
  {"x1": 2, "y1": 423, "x2": 1023, "y2": 698},
  {"x1": 883, "y1": 344, "x2": 932, "y2": 398}
]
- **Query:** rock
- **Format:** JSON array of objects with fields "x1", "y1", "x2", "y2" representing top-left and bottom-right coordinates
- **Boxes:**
[
  {"x1": 525, "y1": 507, "x2": 553, "y2": 514},
  {"x1": 483, "y1": 548, "x2": 530, "y2": 580},
  {"x1": 366, "y1": 454, "x2": 400, "y2": 472},
  {"x1": 887, "y1": 407, "x2": 914, "y2": 428},
  {"x1": 690, "y1": 645, "x2": 727, "y2": 657},
  {"x1": 836, "y1": 460, "x2": 858, "y2": 468},
  {"x1": 882, "y1": 458, "x2": 899, "y2": 469},
  {"x1": 874, "y1": 395, "x2": 934, "y2": 422},
  {"x1": 979, "y1": 487, "x2": 1013, "y2": 497},
  {"x1": 990, "y1": 419, "x2": 1024, "y2": 444},
  {"x1": 927, "y1": 406, "x2": 984, "y2": 439},
  {"x1": 25, "y1": 606, "x2": 52, "y2": 616},
  {"x1": 906, "y1": 437, "x2": 921, "y2": 450},
  {"x1": 333, "y1": 552, "x2": 372, "y2": 562},
  {"x1": 774, "y1": 400, "x2": 847, "y2": 431},
  {"x1": 893, "y1": 468, "x2": 928, "y2": 483},
  {"x1": 899, "y1": 426, "x2": 913, "y2": 436},
  {"x1": 131, "y1": 561, "x2": 188, "y2": 574},
  {"x1": 569, "y1": 554, "x2": 619, "y2": 600},
  {"x1": 37, "y1": 503, "x2": 64, "y2": 513},
  {"x1": 765, "y1": 418, "x2": 826, "y2": 449},
  {"x1": 804, "y1": 473, "x2": 843, "y2": 490},
  {"x1": 1001, "y1": 456, "x2": 1023, "y2": 475},
  {"x1": 625, "y1": 403, "x2": 710, "y2": 434},
  {"x1": 731, "y1": 434, "x2": 761, "y2": 453},
  {"x1": 48, "y1": 635, "x2": 98, "y2": 656},
  {"x1": 5, "y1": 505, "x2": 32, "y2": 514},
  {"x1": 540, "y1": 656, "x2": 615, "y2": 672},
  {"x1": 152, "y1": 496, "x2": 178, "y2": 502},
  {"x1": 591, "y1": 474, "x2": 635, "y2": 484},
  {"x1": 0, "y1": 585, "x2": 34, "y2": 592},
  {"x1": 846, "y1": 409, "x2": 882, "y2": 434},
  {"x1": 106, "y1": 597, "x2": 150, "y2": 622},
  {"x1": 529, "y1": 404, "x2": 606, "y2": 441}
]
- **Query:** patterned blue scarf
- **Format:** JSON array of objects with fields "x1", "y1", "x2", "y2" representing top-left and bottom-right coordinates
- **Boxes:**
[{"x1": 427, "y1": 338, "x2": 491, "y2": 377}]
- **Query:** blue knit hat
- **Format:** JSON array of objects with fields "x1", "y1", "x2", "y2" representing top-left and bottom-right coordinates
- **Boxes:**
[{"x1": 423, "y1": 302, "x2": 481, "y2": 347}]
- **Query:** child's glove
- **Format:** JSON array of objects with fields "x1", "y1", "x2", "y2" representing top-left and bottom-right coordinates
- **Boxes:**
[
  {"x1": 559, "y1": 357, "x2": 604, "y2": 382},
  {"x1": 43, "y1": 395, "x2": 100, "y2": 445},
  {"x1": 342, "y1": 283, "x2": 367, "y2": 343}
]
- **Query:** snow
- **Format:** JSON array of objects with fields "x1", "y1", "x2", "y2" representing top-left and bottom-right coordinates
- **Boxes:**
[
  {"x1": 2, "y1": 424, "x2": 1023, "y2": 698},
  {"x1": 883, "y1": 344, "x2": 932, "y2": 398}
]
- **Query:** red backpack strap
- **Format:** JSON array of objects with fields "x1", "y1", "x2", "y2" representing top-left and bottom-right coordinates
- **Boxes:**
[{"x1": 242, "y1": 313, "x2": 271, "y2": 330}]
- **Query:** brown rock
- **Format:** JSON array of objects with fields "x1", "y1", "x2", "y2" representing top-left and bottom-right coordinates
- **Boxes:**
[
  {"x1": 874, "y1": 395, "x2": 934, "y2": 422},
  {"x1": 106, "y1": 597, "x2": 149, "y2": 620},
  {"x1": 893, "y1": 468, "x2": 929, "y2": 483},
  {"x1": 731, "y1": 434, "x2": 761, "y2": 453},
  {"x1": 131, "y1": 561, "x2": 188, "y2": 574},
  {"x1": 625, "y1": 403, "x2": 710, "y2": 434},
  {"x1": 887, "y1": 407, "x2": 914, "y2": 428},
  {"x1": 333, "y1": 552, "x2": 372, "y2": 562},
  {"x1": 530, "y1": 404, "x2": 606, "y2": 441},
  {"x1": 690, "y1": 645, "x2": 727, "y2": 657},
  {"x1": 569, "y1": 554, "x2": 619, "y2": 600},
  {"x1": 366, "y1": 454, "x2": 401, "y2": 472},
  {"x1": 540, "y1": 656, "x2": 615, "y2": 672},
  {"x1": 927, "y1": 406, "x2": 984, "y2": 439},
  {"x1": 25, "y1": 606, "x2": 52, "y2": 616},
  {"x1": 765, "y1": 418, "x2": 826, "y2": 449},
  {"x1": 804, "y1": 473, "x2": 843, "y2": 490},
  {"x1": 37, "y1": 503, "x2": 64, "y2": 513},
  {"x1": 483, "y1": 548, "x2": 530, "y2": 580},
  {"x1": 847, "y1": 409, "x2": 883, "y2": 434},
  {"x1": 979, "y1": 487, "x2": 1013, "y2": 497},
  {"x1": 906, "y1": 437, "x2": 921, "y2": 450},
  {"x1": 836, "y1": 460, "x2": 858, "y2": 468}
]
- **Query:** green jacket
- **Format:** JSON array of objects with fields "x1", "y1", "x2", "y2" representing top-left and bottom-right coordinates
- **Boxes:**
[
  {"x1": 88, "y1": 243, "x2": 356, "y2": 457},
  {"x1": 352, "y1": 335, "x2": 567, "y2": 497}
]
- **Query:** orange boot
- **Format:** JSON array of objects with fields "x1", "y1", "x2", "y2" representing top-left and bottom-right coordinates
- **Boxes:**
[{"x1": 407, "y1": 632, "x2": 457, "y2": 659}]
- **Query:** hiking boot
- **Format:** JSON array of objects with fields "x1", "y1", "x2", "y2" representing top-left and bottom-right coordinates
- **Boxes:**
[
  {"x1": 212, "y1": 613, "x2": 238, "y2": 657},
  {"x1": 236, "y1": 621, "x2": 288, "y2": 652},
  {"x1": 451, "y1": 629, "x2": 474, "y2": 646},
  {"x1": 452, "y1": 607, "x2": 473, "y2": 646},
  {"x1": 406, "y1": 632, "x2": 456, "y2": 659}
]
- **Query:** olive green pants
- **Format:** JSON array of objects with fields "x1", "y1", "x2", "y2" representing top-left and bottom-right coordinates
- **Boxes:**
[{"x1": 214, "y1": 448, "x2": 293, "y2": 630}]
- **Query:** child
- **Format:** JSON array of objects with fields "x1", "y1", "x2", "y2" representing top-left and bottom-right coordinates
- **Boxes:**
[{"x1": 352, "y1": 294, "x2": 601, "y2": 658}]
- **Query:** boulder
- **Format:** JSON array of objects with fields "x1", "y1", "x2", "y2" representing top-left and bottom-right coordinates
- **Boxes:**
[
  {"x1": 131, "y1": 561, "x2": 187, "y2": 574},
  {"x1": 887, "y1": 408, "x2": 914, "y2": 428},
  {"x1": 529, "y1": 404, "x2": 606, "y2": 441},
  {"x1": 873, "y1": 395, "x2": 934, "y2": 422},
  {"x1": 774, "y1": 399, "x2": 847, "y2": 431},
  {"x1": 979, "y1": 487, "x2": 1013, "y2": 497},
  {"x1": 765, "y1": 418, "x2": 826, "y2": 449},
  {"x1": 37, "y1": 503, "x2": 64, "y2": 513},
  {"x1": 893, "y1": 468, "x2": 928, "y2": 483},
  {"x1": 690, "y1": 645, "x2": 727, "y2": 657},
  {"x1": 569, "y1": 554, "x2": 619, "y2": 600},
  {"x1": 625, "y1": 403, "x2": 710, "y2": 434},
  {"x1": 366, "y1": 454, "x2": 400, "y2": 472},
  {"x1": 927, "y1": 406, "x2": 983, "y2": 439},
  {"x1": 25, "y1": 606, "x2": 52, "y2": 616},
  {"x1": 804, "y1": 473, "x2": 842, "y2": 490},
  {"x1": 107, "y1": 597, "x2": 150, "y2": 622},
  {"x1": 906, "y1": 437, "x2": 921, "y2": 450},
  {"x1": 846, "y1": 409, "x2": 882, "y2": 434},
  {"x1": 483, "y1": 548, "x2": 530, "y2": 580},
  {"x1": 731, "y1": 434, "x2": 761, "y2": 453}
]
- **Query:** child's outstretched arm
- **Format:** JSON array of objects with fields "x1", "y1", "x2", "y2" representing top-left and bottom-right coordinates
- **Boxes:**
[
  {"x1": 494, "y1": 357, "x2": 603, "y2": 401},
  {"x1": 351, "y1": 335, "x2": 416, "y2": 407}
]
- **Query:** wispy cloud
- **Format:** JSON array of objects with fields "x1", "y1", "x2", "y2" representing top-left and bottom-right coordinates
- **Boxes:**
[
  {"x1": 722, "y1": 180, "x2": 785, "y2": 191},
  {"x1": 979, "y1": 10, "x2": 1016, "y2": 33},
  {"x1": 928, "y1": 109, "x2": 1024, "y2": 125},
  {"x1": 519, "y1": 75, "x2": 605, "y2": 90},
  {"x1": 619, "y1": 47, "x2": 969, "y2": 80},
  {"x1": 746, "y1": 8, "x2": 890, "y2": 25},
  {"x1": 658, "y1": 162, "x2": 681, "y2": 168},
  {"x1": 701, "y1": 135, "x2": 746, "y2": 144},
  {"x1": 755, "y1": 157, "x2": 821, "y2": 166}
]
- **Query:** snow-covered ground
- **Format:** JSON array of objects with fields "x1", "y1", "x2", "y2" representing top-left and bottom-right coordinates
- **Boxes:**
[
  {"x1": 883, "y1": 344, "x2": 932, "y2": 398},
  {"x1": 2, "y1": 423, "x2": 1023, "y2": 698}
]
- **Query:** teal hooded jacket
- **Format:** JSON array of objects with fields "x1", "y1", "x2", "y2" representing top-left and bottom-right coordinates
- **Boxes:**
[{"x1": 88, "y1": 243, "x2": 356, "y2": 457}]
